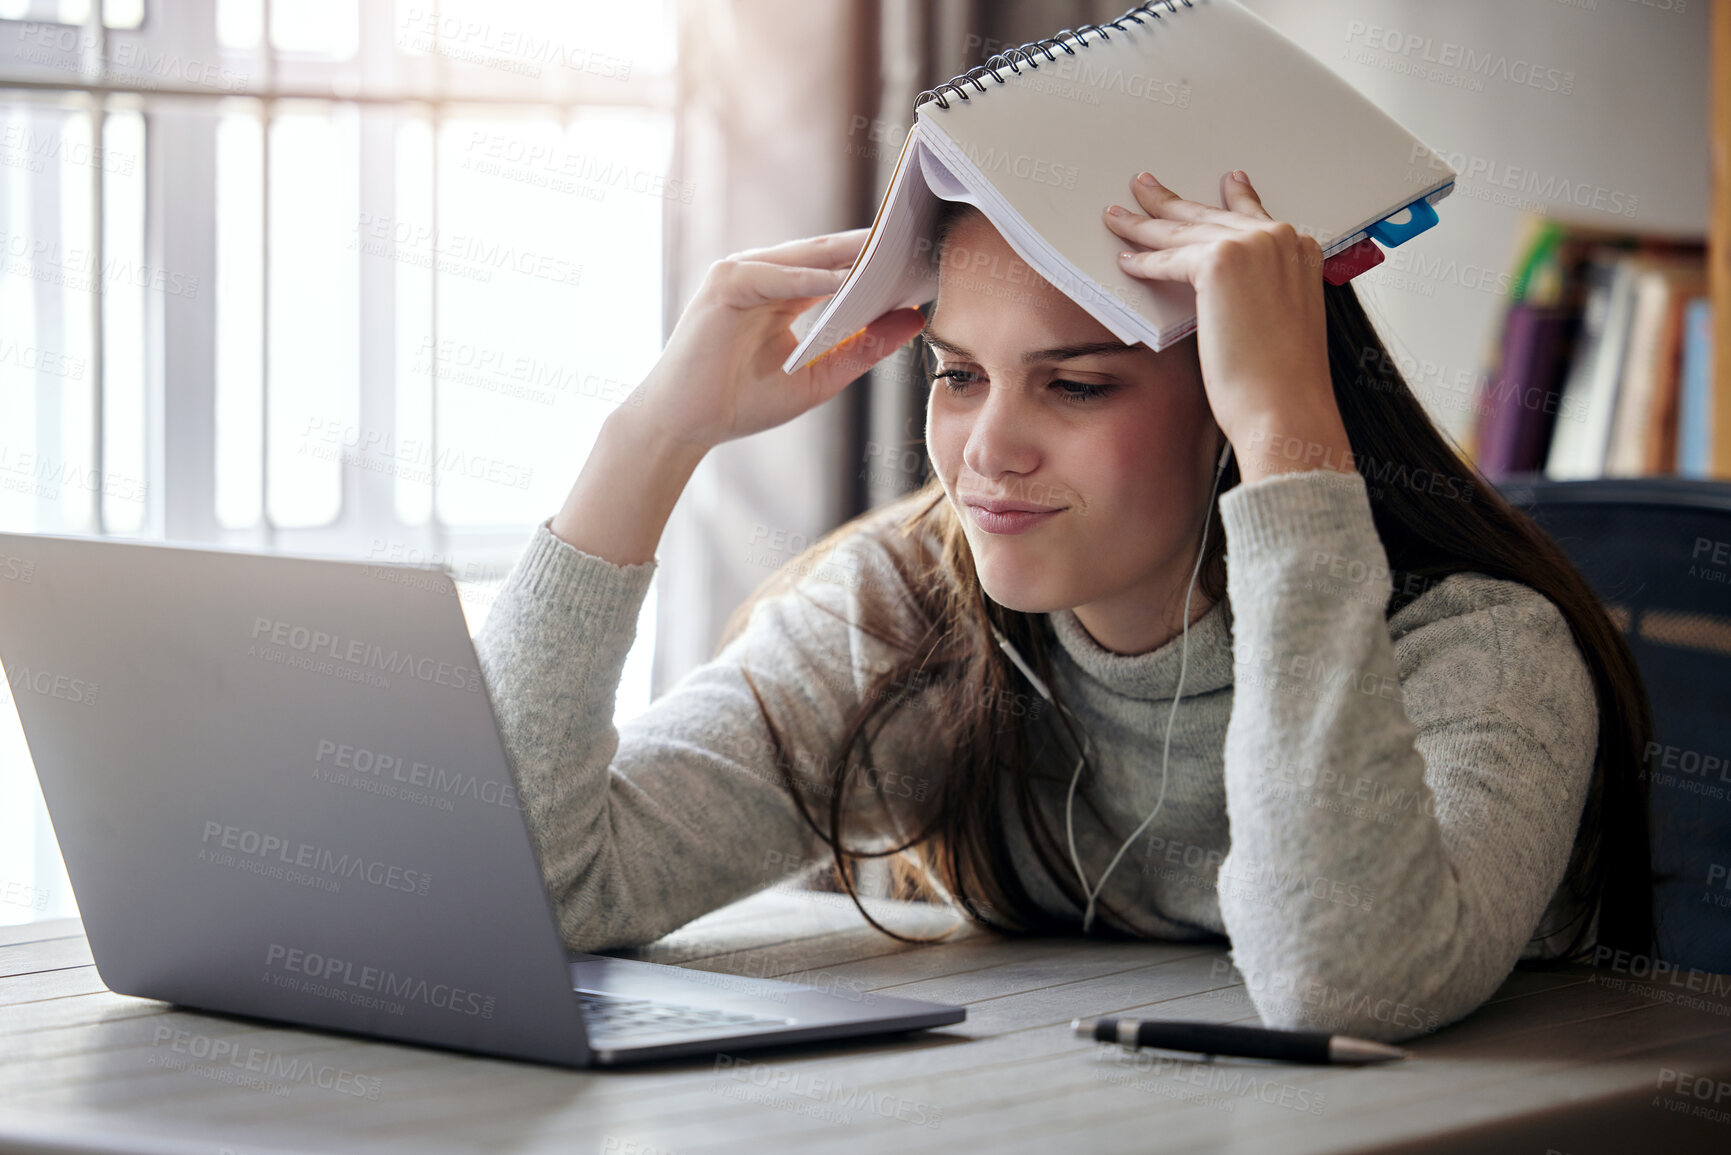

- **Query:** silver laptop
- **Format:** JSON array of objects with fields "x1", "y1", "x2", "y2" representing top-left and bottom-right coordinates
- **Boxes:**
[{"x1": 0, "y1": 531, "x2": 964, "y2": 1066}]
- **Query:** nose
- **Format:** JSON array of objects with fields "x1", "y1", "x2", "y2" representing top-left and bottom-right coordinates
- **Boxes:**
[{"x1": 960, "y1": 382, "x2": 1041, "y2": 484}]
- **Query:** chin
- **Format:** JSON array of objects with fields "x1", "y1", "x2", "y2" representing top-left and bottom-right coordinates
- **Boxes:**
[{"x1": 973, "y1": 559, "x2": 1071, "y2": 616}]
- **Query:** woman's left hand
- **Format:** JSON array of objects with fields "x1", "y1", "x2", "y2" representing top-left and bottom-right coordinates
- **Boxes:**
[{"x1": 1103, "y1": 170, "x2": 1353, "y2": 480}]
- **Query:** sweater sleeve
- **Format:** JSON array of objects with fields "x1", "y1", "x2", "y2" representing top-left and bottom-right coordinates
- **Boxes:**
[
  {"x1": 471, "y1": 521, "x2": 929, "y2": 953},
  {"x1": 1213, "y1": 467, "x2": 1597, "y2": 1042}
]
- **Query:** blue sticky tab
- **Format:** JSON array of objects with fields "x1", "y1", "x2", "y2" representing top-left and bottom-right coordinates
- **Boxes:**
[{"x1": 1364, "y1": 197, "x2": 1439, "y2": 247}]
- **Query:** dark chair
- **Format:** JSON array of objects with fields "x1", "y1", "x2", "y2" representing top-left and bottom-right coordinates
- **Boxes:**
[{"x1": 1496, "y1": 475, "x2": 1731, "y2": 974}]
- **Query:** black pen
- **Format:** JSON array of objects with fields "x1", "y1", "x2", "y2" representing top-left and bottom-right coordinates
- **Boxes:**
[{"x1": 1073, "y1": 1016, "x2": 1409, "y2": 1065}]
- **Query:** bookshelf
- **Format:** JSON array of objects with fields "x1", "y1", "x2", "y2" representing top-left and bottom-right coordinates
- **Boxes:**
[
  {"x1": 1465, "y1": 9, "x2": 1726, "y2": 484},
  {"x1": 1467, "y1": 219, "x2": 1707, "y2": 482}
]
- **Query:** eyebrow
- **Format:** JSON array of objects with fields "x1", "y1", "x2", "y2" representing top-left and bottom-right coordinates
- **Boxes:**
[{"x1": 920, "y1": 327, "x2": 1138, "y2": 366}]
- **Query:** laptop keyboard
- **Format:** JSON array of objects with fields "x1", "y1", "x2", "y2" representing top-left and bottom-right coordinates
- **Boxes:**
[{"x1": 575, "y1": 989, "x2": 792, "y2": 1041}]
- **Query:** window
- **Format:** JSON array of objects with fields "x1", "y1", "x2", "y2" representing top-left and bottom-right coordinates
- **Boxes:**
[{"x1": 0, "y1": 0, "x2": 676, "y2": 924}]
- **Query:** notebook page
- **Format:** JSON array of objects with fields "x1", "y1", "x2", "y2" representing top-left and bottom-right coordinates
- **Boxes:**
[
  {"x1": 785, "y1": 127, "x2": 944, "y2": 370},
  {"x1": 783, "y1": 124, "x2": 1158, "y2": 373},
  {"x1": 914, "y1": 128, "x2": 1160, "y2": 345}
]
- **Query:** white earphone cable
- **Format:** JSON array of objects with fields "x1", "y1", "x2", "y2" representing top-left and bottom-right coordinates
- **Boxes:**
[{"x1": 992, "y1": 440, "x2": 1232, "y2": 934}]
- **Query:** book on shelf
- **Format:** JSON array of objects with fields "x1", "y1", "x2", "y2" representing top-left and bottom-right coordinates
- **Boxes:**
[
  {"x1": 1472, "y1": 301, "x2": 1575, "y2": 479},
  {"x1": 1468, "y1": 212, "x2": 1709, "y2": 482},
  {"x1": 1604, "y1": 258, "x2": 1707, "y2": 476},
  {"x1": 1677, "y1": 298, "x2": 1717, "y2": 478}
]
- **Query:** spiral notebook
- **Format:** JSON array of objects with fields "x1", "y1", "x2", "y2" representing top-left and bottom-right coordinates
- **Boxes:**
[{"x1": 783, "y1": 0, "x2": 1457, "y2": 373}]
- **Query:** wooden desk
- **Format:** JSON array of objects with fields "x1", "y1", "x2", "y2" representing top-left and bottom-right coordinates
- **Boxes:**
[{"x1": 3, "y1": 889, "x2": 1729, "y2": 1154}]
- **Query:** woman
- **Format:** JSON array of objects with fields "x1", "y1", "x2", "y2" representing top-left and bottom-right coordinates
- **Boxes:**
[{"x1": 474, "y1": 170, "x2": 1653, "y2": 1042}]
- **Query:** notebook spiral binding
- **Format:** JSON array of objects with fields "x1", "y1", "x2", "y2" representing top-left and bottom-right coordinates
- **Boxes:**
[{"x1": 914, "y1": 0, "x2": 1195, "y2": 111}]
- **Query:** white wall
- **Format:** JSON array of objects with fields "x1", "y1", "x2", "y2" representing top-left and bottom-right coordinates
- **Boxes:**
[{"x1": 1242, "y1": 0, "x2": 1710, "y2": 444}]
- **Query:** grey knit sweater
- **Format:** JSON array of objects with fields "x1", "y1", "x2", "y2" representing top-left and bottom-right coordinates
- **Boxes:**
[{"x1": 472, "y1": 466, "x2": 1599, "y2": 1042}]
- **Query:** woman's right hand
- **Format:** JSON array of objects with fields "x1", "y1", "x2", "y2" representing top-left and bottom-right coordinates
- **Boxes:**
[
  {"x1": 550, "y1": 228, "x2": 924, "y2": 565},
  {"x1": 627, "y1": 228, "x2": 927, "y2": 453}
]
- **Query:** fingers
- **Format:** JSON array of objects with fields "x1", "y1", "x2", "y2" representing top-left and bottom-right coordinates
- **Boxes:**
[
  {"x1": 1220, "y1": 169, "x2": 1274, "y2": 220},
  {"x1": 722, "y1": 259, "x2": 849, "y2": 306},
  {"x1": 1119, "y1": 170, "x2": 1273, "y2": 227},
  {"x1": 803, "y1": 308, "x2": 926, "y2": 397},
  {"x1": 1114, "y1": 222, "x2": 1324, "y2": 284},
  {"x1": 1104, "y1": 169, "x2": 1281, "y2": 270},
  {"x1": 1114, "y1": 244, "x2": 1205, "y2": 283},
  {"x1": 728, "y1": 227, "x2": 873, "y2": 269},
  {"x1": 1125, "y1": 171, "x2": 1247, "y2": 227},
  {"x1": 1102, "y1": 206, "x2": 1234, "y2": 249}
]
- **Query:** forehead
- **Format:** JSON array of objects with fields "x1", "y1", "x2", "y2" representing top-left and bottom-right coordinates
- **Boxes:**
[{"x1": 930, "y1": 211, "x2": 1117, "y2": 347}]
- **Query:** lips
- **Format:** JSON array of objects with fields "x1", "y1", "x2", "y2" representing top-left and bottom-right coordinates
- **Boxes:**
[
  {"x1": 963, "y1": 497, "x2": 1064, "y2": 515},
  {"x1": 962, "y1": 497, "x2": 1064, "y2": 537}
]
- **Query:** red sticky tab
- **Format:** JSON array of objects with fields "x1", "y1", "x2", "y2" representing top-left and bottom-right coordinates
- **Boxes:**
[{"x1": 1322, "y1": 237, "x2": 1385, "y2": 285}]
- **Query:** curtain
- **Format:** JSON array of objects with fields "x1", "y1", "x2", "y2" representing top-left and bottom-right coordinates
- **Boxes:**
[{"x1": 655, "y1": 0, "x2": 1119, "y2": 695}]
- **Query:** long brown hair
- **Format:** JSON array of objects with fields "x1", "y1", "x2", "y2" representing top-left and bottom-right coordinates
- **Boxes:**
[{"x1": 720, "y1": 206, "x2": 1655, "y2": 963}]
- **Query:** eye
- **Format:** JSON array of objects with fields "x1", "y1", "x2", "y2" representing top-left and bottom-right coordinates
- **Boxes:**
[
  {"x1": 924, "y1": 366, "x2": 980, "y2": 394},
  {"x1": 1053, "y1": 380, "x2": 1113, "y2": 402},
  {"x1": 922, "y1": 364, "x2": 1115, "y2": 403}
]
